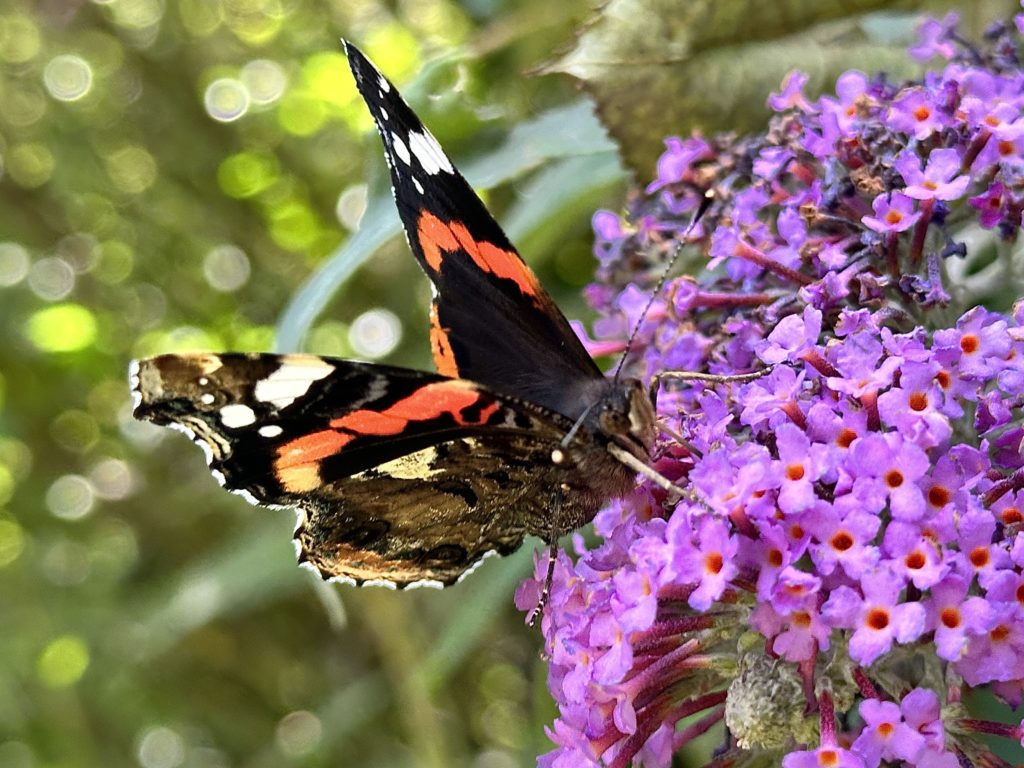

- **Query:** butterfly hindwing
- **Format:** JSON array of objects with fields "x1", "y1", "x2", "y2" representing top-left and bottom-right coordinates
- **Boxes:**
[
  {"x1": 344, "y1": 42, "x2": 604, "y2": 418},
  {"x1": 130, "y1": 352, "x2": 584, "y2": 586}
]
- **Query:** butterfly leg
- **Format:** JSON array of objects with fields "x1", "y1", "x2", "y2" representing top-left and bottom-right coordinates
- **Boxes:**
[
  {"x1": 527, "y1": 481, "x2": 566, "y2": 627},
  {"x1": 527, "y1": 542, "x2": 559, "y2": 627}
]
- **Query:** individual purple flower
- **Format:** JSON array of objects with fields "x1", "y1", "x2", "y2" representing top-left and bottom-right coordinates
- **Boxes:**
[
  {"x1": 876, "y1": 362, "x2": 953, "y2": 448},
  {"x1": 881, "y1": 521, "x2": 948, "y2": 590},
  {"x1": 896, "y1": 148, "x2": 970, "y2": 201},
  {"x1": 886, "y1": 87, "x2": 948, "y2": 139},
  {"x1": 774, "y1": 424, "x2": 833, "y2": 514},
  {"x1": 769, "y1": 596, "x2": 831, "y2": 662},
  {"x1": 805, "y1": 500, "x2": 881, "y2": 580},
  {"x1": 819, "y1": 70, "x2": 870, "y2": 132},
  {"x1": 646, "y1": 136, "x2": 710, "y2": 192},
  {"x1": 956, "y1": 507, "x2": 1012, "y2": 584},
  {"x1": 959, "y1": 602, "x2": 1024, "y2": 686},
  {"x1": 822, "y1": 568, "x2": 925, "y2": 665},
  {"x1": 899, "y1": 688, "x2": 945, "y2": 752},
  {"x1": 909, "y1": 12, "x2": 959, "y2": 61},
  {"x1": 768, "y1": 69, "x2": 812, "y2": 113},
  {"x1": 851, "y1": 698, "x2": 926, "y2": 766},
  {"x1": 782, "y1": 745, "x2": 865, "y2": 768},
  {"x1": 862, "y1": 191, "x2": 921, "y2": 233},
  {"x1": 933, "y1": 306, "x2": 1012, "y2": 379},
  {"x1": 969, "y1": 181, "x2": 1008, "y2": 228},
  {"x1": 670, "y1": 514, "x2": 738, "y2": 610},
  {"x1": 927, "y1": 573, "x2": 996, "y2": 661},
  {"x1": 757, "y1": 305, "x2": 822, "y2": 365},
  {"x1": 846, "y1": 433, "x2": 930, "y2": 521}
]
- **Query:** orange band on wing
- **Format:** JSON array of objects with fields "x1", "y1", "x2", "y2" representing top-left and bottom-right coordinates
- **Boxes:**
[
  {"x1": 417, "y1": 212, "x2": 461, "y2": 271},
  {"x1": 274, "y1": 382, "x2": 501, "y2": 489},
  {"x1": 332, "y1": 381, "x2": 485, "y2": 434},
  {"x1": 416, "y1": 211, "x2": 542, "y2": 300},
  {"x1": 429, "y1": 303, "x2": 459, "y2": 377},
  {"x1": 276, "y1": 429, "x2": 355, "y2": 469}
]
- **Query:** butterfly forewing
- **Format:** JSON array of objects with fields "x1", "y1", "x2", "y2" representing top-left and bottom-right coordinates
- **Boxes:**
[{"x1": 344, "y1": 42, "x2": 604, "y2": 418}]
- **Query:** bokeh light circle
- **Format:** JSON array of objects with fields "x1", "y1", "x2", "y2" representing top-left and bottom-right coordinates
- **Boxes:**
[
  {"x1": 240, "y1": 59, "x2": 286, "y2": 105},
  {"x1": 203, "y1": 78, "x2": 249, "y2": 122},
  {"x1": 275, "y1": 711, "x2": 322, "y2": 758},
  {"x1": 46, "y1": 474, "x2": 95, "y2": 520},
  {"x1": 89, "y1": 458, "x2": 135, "y2": 500},
  {"x1": 28, "y1": 257, "x2": 75, "y2": 301},
  {"x1": 202, "y1": 244, "x2": 250, "y2": 292},
  {"x1": 0, "y1": 242, "x2": 30, "y2": 286},
  {"x1": 43, "y1": 54, "x2": 94, "y2": 101},
  {"x1": 335, "y1": 184, "x2": 367, "y2": 231},
  {"x1": 136, "y1": 726, "x2": 185, "y2": 768},
  {"x1": 348, "y1": 308, "x2": 402, "y2": 359}
]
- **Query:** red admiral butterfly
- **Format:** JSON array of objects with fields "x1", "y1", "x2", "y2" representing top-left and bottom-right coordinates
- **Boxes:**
[{"x1": 130, "y1": 42, "x2": 660, "y2": 589}]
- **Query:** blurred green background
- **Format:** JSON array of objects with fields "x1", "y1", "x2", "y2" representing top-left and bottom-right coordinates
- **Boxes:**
[{"x1": 0, "y1": 1, "x2": 1015, "y2": 767}]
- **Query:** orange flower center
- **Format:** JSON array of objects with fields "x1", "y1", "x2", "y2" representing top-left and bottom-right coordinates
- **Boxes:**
[
  {"x1": 999, "y1": 506, "x2": 1022, "y2": 525},
  {"x1": 929, "y1": 485, "x2": 951, "y2": 507},
  {"x1": 831, "y1": 531, "x2": 854, "y2": 552},
  {"x1": 704, "y1": 552, "x2": 724, "y2": 575},
  {"x1": 970, "y1": 546, "x2": 990, "y2": 569},
  {"x1": 867, "y1": 608, "x2": 890, "y2": 630}
]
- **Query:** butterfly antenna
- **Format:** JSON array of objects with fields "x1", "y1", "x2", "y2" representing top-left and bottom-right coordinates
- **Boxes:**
[{"x1": 612, "y1": 190, "x2": 714, "y2": 382}]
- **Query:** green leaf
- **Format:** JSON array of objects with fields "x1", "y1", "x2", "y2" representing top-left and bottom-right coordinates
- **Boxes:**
[{"x1": 544, "y1": 0, "x2": 973, "y2": 175}]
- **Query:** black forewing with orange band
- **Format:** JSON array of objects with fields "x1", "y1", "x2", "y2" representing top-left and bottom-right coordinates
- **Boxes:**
[{"x1": 344, "y1": 42, "x2": 605, "y2": 419}]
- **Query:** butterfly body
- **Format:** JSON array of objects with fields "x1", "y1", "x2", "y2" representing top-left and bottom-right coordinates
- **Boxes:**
[{"x1": 130, "y1": 43, "x2": 656, "y2": 588}]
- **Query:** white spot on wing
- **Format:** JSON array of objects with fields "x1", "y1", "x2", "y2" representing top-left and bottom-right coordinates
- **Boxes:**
[
  {"x1": 254, "y1": 357, "x2": 333, "y2": 409},
  {"x1": 378, "y1": 75, "x2": 390, "y2": 93},
  {"x1": 408, "y1": 130, "x2": 454, "y2": 175},
  {"x1": 380, "y1": 107, "x2": 388, "y2": 121},
  {"x1": 220, "y1": 403, "x2": 256, "y2": 428},
  {"x1": 391, "y1": 132, "x2": 411, "y2": 166},
  {"x1": 211, "y1": 469, "x2": 227, "y2": 487},
  {"x1": 259, "y1": 425, "x2": 283, "y2": 438},
  {"x1": 200, "y1": 393, "x2": 215, "y2": 405},
  {"x1": 412, "y1": 177, "x2": 424, "y2": 194}
]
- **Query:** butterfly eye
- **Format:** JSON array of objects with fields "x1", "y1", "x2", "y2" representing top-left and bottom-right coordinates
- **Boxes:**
[{"x1": 599, "y1": 408, "x2": 629, "y2": 434}]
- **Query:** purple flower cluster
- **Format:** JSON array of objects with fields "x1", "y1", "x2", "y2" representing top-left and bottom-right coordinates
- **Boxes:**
[{"x1": 519, "y1": 13, "x2": 1024, "y2": 768}]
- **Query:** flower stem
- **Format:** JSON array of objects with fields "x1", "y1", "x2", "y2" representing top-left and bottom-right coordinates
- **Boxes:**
[{"x1": 734, "y1": 239, "x2": 814, "y2": 285}]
